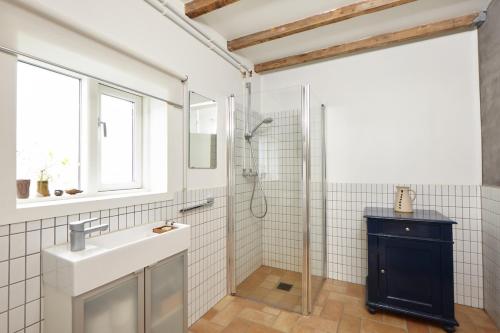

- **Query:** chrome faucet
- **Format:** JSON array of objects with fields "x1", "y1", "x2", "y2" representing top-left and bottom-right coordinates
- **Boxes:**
[{"x1": 69, "y1": 218, "x2": 109, "y2": 251}]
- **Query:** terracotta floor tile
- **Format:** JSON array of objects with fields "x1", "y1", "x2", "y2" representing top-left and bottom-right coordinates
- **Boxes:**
[
  {"x1": 382, "y1": 313, "x2": 407, "y2": 329},
  {"x1": 361, "y1": 319, "x2": 406, "y2": 333},
  {"x1": 264, "y1": 306, "x2": 282, "y2": 316},
  {"x1": 213, "y1": 296, "x2": 236, "y2": 311},
  {"x1": 328, "y1": 291, "x2": 364, "y2": 305},
  {"x1": 296, "y1": 315, "x2": 339, "y2": 333},
  {"x1": 194, "y1": 273, "x2": 498, "y2": 333},
  {"x1": 338, "y1": 314, "x2": 362, "y2": 333},
  {"x1": 238, "y1": 307, "x2": 278, "y2": 327},
  {"x1": 190, "y1": 318, "x2": 224, "y2": 333},
  {"x1": 220, "y1": 318, "x2": 250, "y2": 333},
  {"x1": 406, "y1": 319, "x2": 430, "y2": 333},
  {"x1": 273, "y1": 311, "x2": 301, "y2": 332},
  {"x1": 320, "y1": 300, "x2": 343, "y2": 321},
  {"x1": 247, "y1": 322, "x2": 284, "y2": 333},
  {"x1": 211, "y1": 302, "x2": 245, "y2": 327},
  {"x1": 203, "y1": 308, "x2": 219, "y2": 321}
]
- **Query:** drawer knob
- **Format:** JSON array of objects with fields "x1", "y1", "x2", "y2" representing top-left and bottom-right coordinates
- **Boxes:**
[
  {"x1": 380, "y1": 269, "x2": 385, "y2": 274},
  {"x1": 405, "y1": 227, "x2": 410, "y2": 232}
]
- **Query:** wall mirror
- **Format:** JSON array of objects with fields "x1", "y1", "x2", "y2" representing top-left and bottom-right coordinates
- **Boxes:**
[{"x1": 189, "y1": 91, "x2": 217, "y2": 169}]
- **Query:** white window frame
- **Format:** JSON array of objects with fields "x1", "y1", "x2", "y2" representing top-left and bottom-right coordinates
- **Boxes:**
[{"x1": 96, "y1": 84, "x2": 143, "y2": 192}]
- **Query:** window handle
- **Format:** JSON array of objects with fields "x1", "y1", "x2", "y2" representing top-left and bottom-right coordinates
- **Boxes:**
[{"x1": 98, "y1": 118, "x2": 107, "y2": 137}]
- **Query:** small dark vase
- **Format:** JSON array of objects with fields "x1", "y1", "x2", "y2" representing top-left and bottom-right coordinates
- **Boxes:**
[{"x1": 16, "y1": 179, "x2": 31, "y2": 199}]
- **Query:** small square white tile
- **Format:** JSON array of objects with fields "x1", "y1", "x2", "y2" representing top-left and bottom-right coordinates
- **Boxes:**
[
  {"x1": 26, "y1": 254, "x2": 40, "y2": 279},
  {"x1": 41, "y1": 228, "x2": 54, "y2": 250},
  {"x1": 10, "y1": 222, "x2": 25, "y2": 234},
  {"x1": 26, "y1": 299, "x2": 40, "y2": 326},
  {"x1": 9, "y1": 257, "x2": 25, "y2": 283},
  {"x1": 0, "y1": 286, "x2": 8, "y2": 312},
  {"x1": 26, "y1": 230, "x2": 41, "y2": 255},
  {"x1": 26, "y1": 220, "x2": 41, "y2": 231},
  {"x1": 55, "y1": 225, "x2": 67, "y2": 245},
  {"x1": 9, "y1": 281, "x2": 25, "y2": 309},
  {"x1": 9, "y1": 305, "x2": 24, "y2": 333},
  {"x1": 26, "y1": 323, "x2": 40, "y2": 333},
  {"x1": 10, "y1": 232, "x2": 26, "y2": 258},
  {"x1": 26, "y1": 276, "x2": 40, "y2": 302},
  {"x1": 0, "y1": 261, "x2": 7, "y2": 287},
  {"x1": 0, "y1": 236, "x2": 9, "y2": 261},
  {"x1": 41, "y1": 218, "x2": 54, "y2": 229},
  {"x1": 0, "y1": 312, "x2": 6, "y2": 333}
]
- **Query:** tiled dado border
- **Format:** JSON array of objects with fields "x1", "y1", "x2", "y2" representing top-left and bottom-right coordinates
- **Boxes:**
[
  {"x1": 328, "y1": 183, "x2": 483, "y2": 308},
  {"x1": 0, "y1": 186, "x2": 227, "y2": 332}
]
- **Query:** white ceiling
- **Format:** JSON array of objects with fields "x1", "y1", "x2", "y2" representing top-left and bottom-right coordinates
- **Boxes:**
[{"x1": 189, "y1": 0, "x2": 492, "y2": 64}]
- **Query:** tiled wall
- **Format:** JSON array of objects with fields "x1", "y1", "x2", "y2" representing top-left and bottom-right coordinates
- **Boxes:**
[
  {"x1": 481, "y1": 186, "x2": 500, "y2": 326},
  {"x1": 0, "y1": 186, "x2": 226, "y2": 332},
  {"x1": 261, "y1": 109, "x2": 303, "y2": 272},
  {"x1": 184, "y1": 187, "x2": 227, "y2": 326},
  {"x1": 328, "y1": 183, "x2": 483, "y2": 308},
  {"x1": 234, "y1": 104, "x2": 263, "y2": 285}
]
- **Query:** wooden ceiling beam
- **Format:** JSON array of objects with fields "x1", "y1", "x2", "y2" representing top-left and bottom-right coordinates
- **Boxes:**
[
  {"x1": 228, "y1": 0, "x2": 417, "y2": 51},
  {"x1": 254, "y1": 13, "x2": 482, "y2": 73},
  {"x1": 185, "y1": 0, "x2": 239, "y2": 19}
]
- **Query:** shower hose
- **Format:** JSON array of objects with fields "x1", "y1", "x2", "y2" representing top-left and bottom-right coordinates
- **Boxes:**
[{"x1": 248, "y1": 139, "x2": 268, "y2": 219}]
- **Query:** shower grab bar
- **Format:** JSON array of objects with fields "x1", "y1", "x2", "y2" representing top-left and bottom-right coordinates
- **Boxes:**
[{"x1": 179, "y1": 197, "x2": 214, "y2": 213}]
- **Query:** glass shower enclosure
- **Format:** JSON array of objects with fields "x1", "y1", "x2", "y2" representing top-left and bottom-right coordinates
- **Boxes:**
[{"x1": 226, "y1": 84, "x2": 326, "y2": 314}]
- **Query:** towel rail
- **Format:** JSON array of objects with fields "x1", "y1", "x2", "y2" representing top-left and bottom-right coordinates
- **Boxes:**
[{"x1": 179, "y1": 197, "x2": 214, "y2": 213}]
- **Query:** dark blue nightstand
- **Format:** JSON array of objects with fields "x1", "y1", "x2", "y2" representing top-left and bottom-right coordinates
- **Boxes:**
[{"x1": 364, "y1": 207, "x2": 458, "y2": 333}]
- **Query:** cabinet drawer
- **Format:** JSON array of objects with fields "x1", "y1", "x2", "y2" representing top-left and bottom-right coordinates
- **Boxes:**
[{"x1": 380, "y1": 220, "x2": 441, "y2": 239}]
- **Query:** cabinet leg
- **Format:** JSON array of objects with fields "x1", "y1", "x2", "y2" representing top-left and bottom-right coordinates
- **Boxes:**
[
  {"x1": 443, "y1": 325, "x2": 456, "y2": 333},
  {"x1": 367, "y1": 306, "x2": 377, "y2": 315}
]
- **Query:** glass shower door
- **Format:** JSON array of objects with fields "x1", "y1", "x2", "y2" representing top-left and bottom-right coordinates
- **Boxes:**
[
  {"x1": 306, "y1": 90, "x2": 327, "y2": 311},
  {"x1": 227, "y1": 84, "x2": 326, "y2": 315}
]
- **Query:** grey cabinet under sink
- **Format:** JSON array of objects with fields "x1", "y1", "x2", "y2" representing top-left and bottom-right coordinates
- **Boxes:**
[{"x1": 71, "y1": 251, "x2": 187, "y2": 333}]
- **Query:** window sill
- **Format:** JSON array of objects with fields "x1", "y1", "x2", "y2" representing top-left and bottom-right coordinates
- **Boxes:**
[{"x1": 14, "y1": 190, "x2": 174, "y2": 222}]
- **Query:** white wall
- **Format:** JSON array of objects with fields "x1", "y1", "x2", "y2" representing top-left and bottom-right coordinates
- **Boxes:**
[
  {"x1": 2, "y1": 0, "x2": 245, "y2": 191},
  {"x1": 261, "y1": 31, "x2": 482, "y2": 185}
]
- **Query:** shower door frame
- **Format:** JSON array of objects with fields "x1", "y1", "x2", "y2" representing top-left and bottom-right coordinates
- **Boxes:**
[{"x1": 226, "y1": 85, "x2": 327, "y2": 315}]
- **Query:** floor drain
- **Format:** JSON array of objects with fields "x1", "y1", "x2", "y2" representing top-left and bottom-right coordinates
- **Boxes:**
[{"x1": 277, "y1": 282, "x2": 293, "y2": 292}]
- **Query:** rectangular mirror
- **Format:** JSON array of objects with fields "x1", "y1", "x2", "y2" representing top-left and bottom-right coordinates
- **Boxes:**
[{"x1": 189, "y1": 91, "x2": 217, "y2": 169}]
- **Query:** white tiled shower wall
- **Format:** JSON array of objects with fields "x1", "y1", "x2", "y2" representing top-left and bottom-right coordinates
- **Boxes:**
[
  {"x1": 261, "y1": 109, "x2": 303, "y2": 273},
  {"x1": 234, "y1": 104, "x2": 263, "y2": 285},
  {"x1": 481, "y1": 186, "x2": 500, "y2": 326},
  {"x1": 0, "y1": 186, "x2": 226, "y2": 332},
  {"x1": 328, "y1": 183, "x2": 483, "y2": 308}
]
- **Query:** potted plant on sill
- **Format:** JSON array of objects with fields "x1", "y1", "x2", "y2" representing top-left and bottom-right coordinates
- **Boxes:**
[
  {"x1": 36, "y1": 152, "x2": 70, "y2": 197},
  {"x1": 37, "y1": 168, "x2": 50, "y2": 197}
]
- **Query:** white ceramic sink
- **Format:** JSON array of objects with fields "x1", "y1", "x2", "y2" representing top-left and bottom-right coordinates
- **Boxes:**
[{"x1": 42, "y1": 222, "x2": 190, "y2": 296}]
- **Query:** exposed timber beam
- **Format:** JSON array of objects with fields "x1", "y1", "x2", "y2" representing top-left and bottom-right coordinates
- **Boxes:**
[
  {"x1": 185, "y1": 0, "x2": 239, "y2": 18},
  {"x1": 254, "y1": 13, "x2": 483, "y2": 73},
  {"x1": 228, "y1": 0, "x2": 417, "y2": 51}
]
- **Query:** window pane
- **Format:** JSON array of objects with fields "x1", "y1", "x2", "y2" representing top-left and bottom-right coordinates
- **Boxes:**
[
  {"x1": 16, "y1": 62, "x2": 80, "y2": 196},
  {"x1": 100, "y1": 94, "x2": 135, "y2": 186}
]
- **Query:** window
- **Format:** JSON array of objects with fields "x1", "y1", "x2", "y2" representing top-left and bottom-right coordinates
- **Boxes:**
[
  {"x1": 16, "y1": 60, "x2": 152, "y2": 202},
  {"x1": 16, "y1": 62, "x2": 80, "y2": 195},
  {"x1": 98, "y1": 85, "x2": 142, "y2": 191}
]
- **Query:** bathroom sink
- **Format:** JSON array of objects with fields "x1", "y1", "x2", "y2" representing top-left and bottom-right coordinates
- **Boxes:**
[{"x1": 42, "y1": 222, "x2": 190, "y2": 296}]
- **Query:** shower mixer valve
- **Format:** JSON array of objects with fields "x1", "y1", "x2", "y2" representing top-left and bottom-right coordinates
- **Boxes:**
[{"x1": 242, "y1": 168, "x2": 258, "y2": 177}]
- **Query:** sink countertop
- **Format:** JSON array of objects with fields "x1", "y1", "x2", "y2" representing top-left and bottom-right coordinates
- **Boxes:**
[{"x1": 42, "y1": 221, "x2": 190, "y2": 296}]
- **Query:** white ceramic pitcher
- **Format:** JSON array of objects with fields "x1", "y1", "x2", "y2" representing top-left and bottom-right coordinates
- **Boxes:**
[{"x1": 394, "y1": 186, "x2": 416, "y2": 213}]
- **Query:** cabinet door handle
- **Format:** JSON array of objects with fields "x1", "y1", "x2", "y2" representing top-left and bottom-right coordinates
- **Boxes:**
[
  {"x1": 405, "y1": 227, "x2": 410, "y2": 232},
  {"x1": 380, "y1": 269, "x2": 385, "y2": 274}
]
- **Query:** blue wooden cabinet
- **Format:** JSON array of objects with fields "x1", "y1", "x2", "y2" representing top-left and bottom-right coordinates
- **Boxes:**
[{"x1": 364, "y1": 207, "x2": 458, "y2": 333}]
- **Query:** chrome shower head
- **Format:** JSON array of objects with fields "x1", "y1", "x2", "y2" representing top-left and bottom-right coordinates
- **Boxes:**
[{"x1": 245, "y1": 117, "x2": 273, "y2": 141}]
